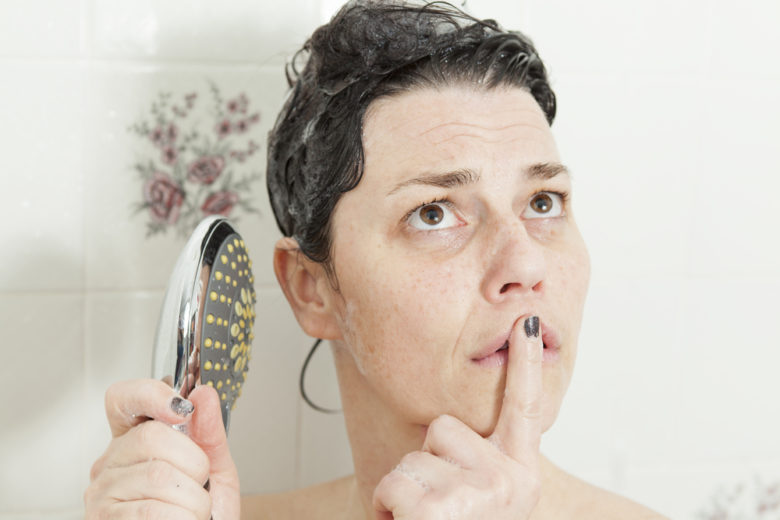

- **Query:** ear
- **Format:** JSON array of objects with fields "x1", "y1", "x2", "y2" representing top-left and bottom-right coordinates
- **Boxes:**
[{"x1": 273, "y1": 237, "x2": 342, "y2": 341}]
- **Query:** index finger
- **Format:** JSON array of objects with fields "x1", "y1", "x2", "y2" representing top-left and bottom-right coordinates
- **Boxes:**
[
  {"x1": 489, "y1": 315, "x2": 543, "y2": 470},
  {"x1": 105, "y1": 379, "x2": 193, "y2": 437}
]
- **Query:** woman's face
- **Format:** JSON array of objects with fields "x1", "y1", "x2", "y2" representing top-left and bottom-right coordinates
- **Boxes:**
[{"x1": 325, "y1": 85, "x2": 590, "y2": 435}]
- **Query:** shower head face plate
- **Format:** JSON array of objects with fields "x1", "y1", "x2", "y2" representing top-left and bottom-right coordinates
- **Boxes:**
[
  {"x1": 199, "y1": 234, "x2": 256, "y2": 430},
  {"x1": 152, "y1": 216, "x2": 256, "y2": 433}
]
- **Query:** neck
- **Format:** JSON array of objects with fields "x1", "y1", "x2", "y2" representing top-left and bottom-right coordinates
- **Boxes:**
[{"x1": 331, "y1": 343, "x2": 568, "y2": 520}]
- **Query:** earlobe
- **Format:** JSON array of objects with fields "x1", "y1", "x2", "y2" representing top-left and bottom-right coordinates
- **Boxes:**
[{"x1": 273, "y1": 237, "x2": 342, "y2": 340}]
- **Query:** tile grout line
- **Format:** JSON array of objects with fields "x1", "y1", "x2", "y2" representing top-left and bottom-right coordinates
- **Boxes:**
[
  {"x1": 80, "y1": 5, "x2": 91, "y2": 506},
  {"x1": 0, "y1": 55, "x2": 290, "y2": 69}
]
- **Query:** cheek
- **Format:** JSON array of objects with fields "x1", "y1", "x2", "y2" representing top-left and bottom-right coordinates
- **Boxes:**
[
  {"x1": 336, "y1": 254, "x2": 470, "y2": 368},
  {"x1": 549, "y1": 225, "x2": 590, "y2": 290}
]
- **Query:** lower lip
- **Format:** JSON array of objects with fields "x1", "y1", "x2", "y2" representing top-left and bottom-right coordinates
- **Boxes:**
[{"x1": 472, "y1": 343, "x2": 560, "y2": 368}]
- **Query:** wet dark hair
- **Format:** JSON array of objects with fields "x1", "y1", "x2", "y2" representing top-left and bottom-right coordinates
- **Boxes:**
[{"x1": 266, "y1": 0, "x2": 556, "y2": 270}]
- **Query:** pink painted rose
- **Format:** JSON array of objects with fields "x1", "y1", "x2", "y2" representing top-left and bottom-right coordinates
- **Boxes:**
[
  {"x1": 187, "y1": 155, "x2": 225, "y2": 185},
  {"x1": 216, "y1": 119, "x2": 231, "y2": 138},
  {"x1": 150, "y1": 126, "x2": 165, "y2": 147},
  {"x1": 201, "y1": 191, "x2": 239, "y2": 216},
  {"x1": 143, "y1": 172, "x2": 184, "y2": 224},
  {"x1": 162, "y1": 146, "x2": 178, "y2": 165},
  {"x1": 167, "y1": 123, "x2": 178, "y2": 141}
]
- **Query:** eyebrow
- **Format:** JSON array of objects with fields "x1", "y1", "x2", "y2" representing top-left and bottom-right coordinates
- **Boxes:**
[{"x1": 386, "y1": 162, "x2": 570, "y2": 196}]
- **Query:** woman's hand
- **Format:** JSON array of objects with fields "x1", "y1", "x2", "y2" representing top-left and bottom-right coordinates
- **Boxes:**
[
  {"x1": 373, "y1": 316, "x2": 544, "y2": 520},
  {"x1": 84, "y1": 379, "x2": 241, "y2": 519}
]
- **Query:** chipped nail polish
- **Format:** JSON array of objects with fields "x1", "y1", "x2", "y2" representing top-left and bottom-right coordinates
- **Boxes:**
[
  {"x1": 170, "y1": 396, "x2": 194, "y2": 417},
  {"x1": 524, "y1": 316, "x2": 540, "y2": 338}
]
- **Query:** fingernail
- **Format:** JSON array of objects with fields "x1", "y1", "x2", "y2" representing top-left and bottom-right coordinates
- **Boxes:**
[
  {"x1": 524, "y1": 316, "x2": 540, "y2": 338},
  {"x1": 170, "y1": 396, "x2": 194, "y2": 417}
]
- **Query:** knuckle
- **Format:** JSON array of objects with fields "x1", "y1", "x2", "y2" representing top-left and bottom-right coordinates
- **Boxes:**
[
  {"x1": 89, "y1": 453, "x2": 106, "y2": 482},
  {"x1": 400, "y1": 450, "x2": 426, "y2": 467},
  {"x1": 486, "y1": 469, "x2": 508, "y2": 491},
  {"x1": 524, "y1": 396, "x2": 543, "y2": 418},
  {"x1": 138, "y1": 501, "x2": 160, "y2": 520},
  {"x1": 426, "y1": 415, "x2": 460, "y2": 449},
  {"x1": 82, "y1": 484, "x2": 95, "y2": 508},
  {"x1": 428, "y1": 414, "x2": 455, "y2": 433},
  {"x1": 145, "y1": 459, "x2": 174, "y2": 487},
  {"x1": 104, "y1": 381, "x2": 128, "y2": 417},
  {"x1": 136, "y1": 419, "x2": 165, "y2": 446},
  {"x1": 193, "y1": 447, "x2": 211, "y2": 483},
  {"x1": 83, "y1": 472, "x2": 109, "y2": 510}
]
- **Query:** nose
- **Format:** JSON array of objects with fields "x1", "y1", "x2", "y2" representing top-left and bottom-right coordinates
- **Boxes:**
[{"x1": 480, "y1": 219, "x2": 546, "y2": 303}]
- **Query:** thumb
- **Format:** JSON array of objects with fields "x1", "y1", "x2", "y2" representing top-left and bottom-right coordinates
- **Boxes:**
[{"x1": 189, "y1": 385, "x2": 241, "y2": 519}]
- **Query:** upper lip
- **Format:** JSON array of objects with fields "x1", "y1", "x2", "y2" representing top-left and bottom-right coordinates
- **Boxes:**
[{"x1": 471, "y1": 318, "x2": 560, "y2": 360}]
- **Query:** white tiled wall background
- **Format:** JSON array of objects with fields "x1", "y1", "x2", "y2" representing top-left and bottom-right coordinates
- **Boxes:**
[{"x1": 0, "y1": 1, "x2": 778, "y2": 518}]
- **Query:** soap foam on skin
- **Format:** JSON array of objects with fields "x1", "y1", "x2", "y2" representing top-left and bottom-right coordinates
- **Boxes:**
[{"x1": 339, "y1": 299, "x2": 371, "y2": 377}]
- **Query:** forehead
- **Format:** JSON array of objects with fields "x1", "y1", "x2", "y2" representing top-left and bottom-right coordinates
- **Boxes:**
[{"x1": 360, "y1": 86, "x2": 558, "y2": 189}]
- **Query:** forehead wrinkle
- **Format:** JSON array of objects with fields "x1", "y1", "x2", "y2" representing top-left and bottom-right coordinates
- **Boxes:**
[
  {"x1": 429, "y1": 125, "x2": 547, "y2": 147},
  {"x1": 418, "y1": 120, "x2": 534, "y2": 137},
  {"x1": 423, "y1": 119, "x2": 549, "y2": 145}
]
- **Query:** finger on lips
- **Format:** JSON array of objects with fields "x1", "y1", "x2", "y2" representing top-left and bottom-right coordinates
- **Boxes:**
[{"x1": 489, "y1": 315, "x2": 543, "y2": 470}]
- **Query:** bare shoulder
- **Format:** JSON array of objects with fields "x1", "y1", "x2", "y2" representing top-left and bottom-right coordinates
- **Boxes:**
[
  {"x1": 559, "y1": 470, "x2": 668, "y2": 520},
  {"x1": 241, "y1": 475, "x2": 355, "y2": 520}
]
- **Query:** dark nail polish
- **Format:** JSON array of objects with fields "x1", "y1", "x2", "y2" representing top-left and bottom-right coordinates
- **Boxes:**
[
  {"x1": 524, "y1": 316, "x2": 540, "y2": 338},
  {"x1": 170, "y1": 396, "x2": 194, "y2": 417}
]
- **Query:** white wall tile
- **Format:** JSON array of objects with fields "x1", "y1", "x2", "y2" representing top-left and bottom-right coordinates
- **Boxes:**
[
  {"x1": 229, "y1": 288, "x2": 306, "y2": 494},
  {"x1": 705, "y1": 0, "x2": 780, "y2": 81},
  {"x1": 82, "y1": 290, "x2": 163, "y2": 474},
  {"x1": 686, "y1": 79, "x2": 780, "y2": 278},
  {"x1": 82, "y1": 63, "x2": 289, "y2": 290},
  {"x1": 552, "y1": 74, "x2": 705, "y2": 280},
  {"x1": 88, "y1": 0, "x2": 320, "y2": 64},
  {"x1": 298, "y1": 340, "x2": 354, "y2": 487},
  {"x1": 0, "y1": 63, "x2": 84, "y2": 291},
  {"x1": 0, "y1": 293, "x2": 85, "y2": 511},
  {"x1": 543, "y1": 277, "x2": 684, "y2": 491},
  {"x1": 676, "y1": 278, "x2": 780, "y2": 464},
  {"x1": 0, "y1": 0, "x2": 83, "y2": 58},
  {"x1": 524, "y1": 0, "x2": 714, "y2": 76},
  {"x1": 623, "y1": 459, "x2": 780, "y2": 520},
  {"x1": 462, "y1": 0, "x2": 524, "y2": 28}
]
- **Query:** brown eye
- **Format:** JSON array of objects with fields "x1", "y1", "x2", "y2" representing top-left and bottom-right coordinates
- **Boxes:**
[
  {"x1": 531, "y1": 193, "x2": 553, "y2": 213},
  {"x1": 523, "y1": 191, "x2": 565, "y2": 219},
  {"x1": 420, "y1": 204, "x2": 444, "y2": 225}
]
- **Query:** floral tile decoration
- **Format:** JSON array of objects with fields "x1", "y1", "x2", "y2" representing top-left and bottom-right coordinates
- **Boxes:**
[
  {"x1": 128, "y1": 81, "x2": 262, "y2": 237},
  {"x1": 696, "y1": 475, "x2": 780, "y2": 519}
]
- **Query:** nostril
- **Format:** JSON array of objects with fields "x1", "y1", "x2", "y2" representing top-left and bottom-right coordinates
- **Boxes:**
[{"x1": 499, "y1": 280, "x2": 543, "y2": 294}]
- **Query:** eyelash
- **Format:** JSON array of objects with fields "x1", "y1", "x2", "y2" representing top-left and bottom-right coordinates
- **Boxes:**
[
  {"x1": 403, "y1": 197, "x2": 452, "y2": 223},
  {"x1": 403, "y1": 190, "x2": 571, "y2": 224},
  {"x1": 537, "y1": 189, "x2": 571, "y2": 210}
]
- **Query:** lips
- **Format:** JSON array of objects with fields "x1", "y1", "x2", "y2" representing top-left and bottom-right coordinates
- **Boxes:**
[{"x1": 471, "y1": 319, "x2": 561, "y2": 366}]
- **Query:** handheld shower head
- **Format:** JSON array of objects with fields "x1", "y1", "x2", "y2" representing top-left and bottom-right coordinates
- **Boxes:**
[{"x1": 152, "y1": 216, "x2": 257, "y2": 432}]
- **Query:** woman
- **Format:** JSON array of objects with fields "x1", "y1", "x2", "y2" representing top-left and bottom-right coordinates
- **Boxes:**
[{"x1": 85, "y1": 2, "x2": 666, "y2": 518}]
